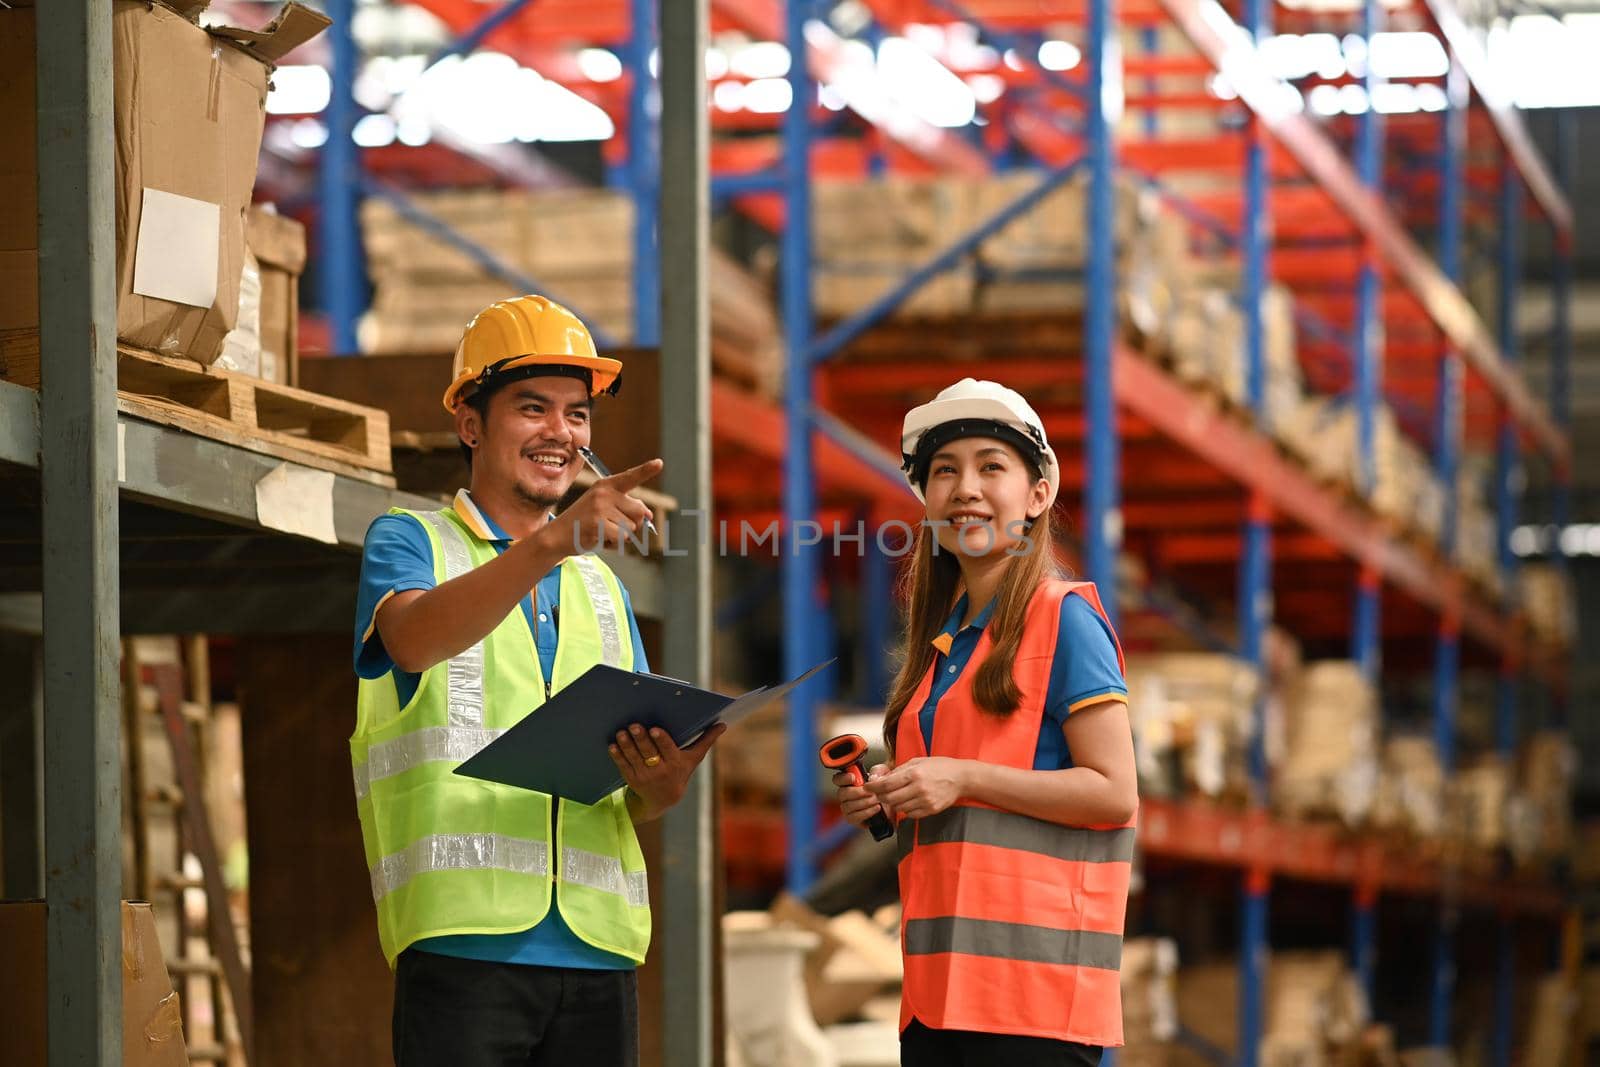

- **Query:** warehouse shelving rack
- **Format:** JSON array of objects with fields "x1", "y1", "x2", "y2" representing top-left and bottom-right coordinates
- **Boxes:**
[
  {"x1": 301, "y1": 0, "x2": 1575, "y2": 1062},
  {"x1": 13, "y1": 3, "x2": 715, "y2": 1064}
]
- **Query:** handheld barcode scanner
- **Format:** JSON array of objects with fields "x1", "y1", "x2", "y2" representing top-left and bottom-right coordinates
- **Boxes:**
[{"x1": 820, "y1": 734, "x2": 894, "y2": 842}]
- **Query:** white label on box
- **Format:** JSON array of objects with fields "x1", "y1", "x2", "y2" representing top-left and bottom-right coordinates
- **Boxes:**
[
  {"x1": 254, "y1": 463, "x2": 337, "y2": 544},
  {"x1": 132, "y1": 188, "x2": 221, "y2": 309}
]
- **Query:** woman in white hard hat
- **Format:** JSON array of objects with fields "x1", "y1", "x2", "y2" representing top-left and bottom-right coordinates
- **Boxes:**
[{"x1": 833, "y1": 378, "x2": 1138, "y2": 1066}]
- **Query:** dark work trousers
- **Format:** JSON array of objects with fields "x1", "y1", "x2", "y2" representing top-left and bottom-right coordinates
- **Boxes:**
[
  {"x1": 900, "y1": 1019, "x2": 1105, "y2": 1067},
  {"x1": 392, "y1": 948, "x2": 639, "y2": 1067}
]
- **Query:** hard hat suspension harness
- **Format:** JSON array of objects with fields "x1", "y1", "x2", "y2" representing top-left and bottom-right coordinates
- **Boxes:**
[{"x1": 902, "y1": 417, "x2": 1047, "y2": 491}]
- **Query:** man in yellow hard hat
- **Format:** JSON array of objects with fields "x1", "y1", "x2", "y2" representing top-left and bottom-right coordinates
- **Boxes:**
[{"x1": 348, "y1": 295, "x2": 724, "y2": 1066}]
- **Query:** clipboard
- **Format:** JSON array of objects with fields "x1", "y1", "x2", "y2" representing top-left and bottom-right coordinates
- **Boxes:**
[{"x1": 454, "y1": 660, "x2": 835, "y2": 804}]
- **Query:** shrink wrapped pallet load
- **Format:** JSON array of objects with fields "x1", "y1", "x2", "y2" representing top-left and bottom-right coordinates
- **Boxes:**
[
  {"x1": 812, "y1": 177, "x2": 976, "y2": 318},
  {"x1": 360, "y1": 188, "x2": 784, "y2": 395},
  {"x1": 1124, "y1": 653, "x2": 1259, "y2": 800},
  {"x1": 1165, "y1": 283, "x2": 1302, "y2": 432},
  {"x1": 1445, "y1": 754, "x2": 1510, "y2": 855},
  {"x1": 1370, "y1": 736, "x2": 1445, "y2": 841},
  {"x1": 1122, "y1": 937, "x2": 1180, "y2": 1055},
  {"x1": 1275, "y1": 662, "x2": 1379, "y2": 827},
  {"x1": 1287, "y1": 398, "x2": 1445, "y2": 541},
  {"x1": 1175, "y1": 953, "x2": 1372, "y2": 1067},
  {"x1": 1517, "y1": 563, "x2": 1577, "y2": 649},
  {"x1": 1510, "y1": 731, "x2": 1576, "y2": 867}
]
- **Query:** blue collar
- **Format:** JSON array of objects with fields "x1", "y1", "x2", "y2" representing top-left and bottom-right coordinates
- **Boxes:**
[
  {"x1": 935, "y1": 592, "x2": 996, "y2": 646},
  {"x1": 452, "y1": 489, "x2": 514, "y2": 543}
]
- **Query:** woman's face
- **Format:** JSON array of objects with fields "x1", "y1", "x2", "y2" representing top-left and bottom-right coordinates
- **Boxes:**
[{"x1": 922, "y1": 436, "x2": 1050, "y2": 559}]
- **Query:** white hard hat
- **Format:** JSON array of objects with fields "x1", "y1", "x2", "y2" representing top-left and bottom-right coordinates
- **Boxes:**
[{"x1": 899, "y1": 378, "x2": 1060, "y2": 508}]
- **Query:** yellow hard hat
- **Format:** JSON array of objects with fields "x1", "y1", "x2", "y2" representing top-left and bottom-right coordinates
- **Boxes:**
[{"x1": 442, "y1": 294, "x2": 624, "y2": 412}]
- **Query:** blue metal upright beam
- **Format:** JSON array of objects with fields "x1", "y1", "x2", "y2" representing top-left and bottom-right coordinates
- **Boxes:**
[
  {"x1": 1549, "y1": 110, "x2": 1574, "y2": 729},
  {"x1": 1427, "y1": 58, "x2": 1466, "y2": 1040},
  {"x1": 1237, "y1": 1, "x2": 1273, "y2": 1059},
  {"x1": 1492, "y1": 915, "x2": 1515, "y2": 1067},
  {"x1": 781, "y1": 0, "x2": 822, "y2": 894},
  {"x1": 1350, "y1": 14, "x2": 1384, "y2": 924},
  {"x1": 1240, "y1": 871, "x2": 1269, "y2": 1067},
  {"x1": 860, "y1": 523, "x2": 893, "y2": 706},
  {"x1": 1350, "y1": 888, "x2": 1377, "y2": 1004},
  {"x1": 319, "y1": 0, "x2": 363, "y2": 354},
  {"x1": 1083, "y1": 0, "x2": 1120, "y2": 606},
  {"x1": 628, "y1": 0, "x2": 661, "y2": 348},
  {"x1": 1495, "y1": 162, "x2": 1522, "y2": 590},
  {"x1": 1488, "y1": 158, "x2": 1524, "y2": 1060}
]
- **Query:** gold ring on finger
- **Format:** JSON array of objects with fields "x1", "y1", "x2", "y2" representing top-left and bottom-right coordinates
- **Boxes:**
[{"x1": 645, "y1": 755, "x2": 661, "y2": 768}]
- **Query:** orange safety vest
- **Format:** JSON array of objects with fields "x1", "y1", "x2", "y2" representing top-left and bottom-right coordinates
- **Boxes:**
[{"x1": 894, "y1": 579, "x2": 1134, "y2": 1046}]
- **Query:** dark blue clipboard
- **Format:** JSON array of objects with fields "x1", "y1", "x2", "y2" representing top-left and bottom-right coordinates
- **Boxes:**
[{"x1": 454, "y1": 660, "x2": 834, "y2": 804}]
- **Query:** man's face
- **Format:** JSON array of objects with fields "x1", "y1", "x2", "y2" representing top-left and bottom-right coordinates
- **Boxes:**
[{"x1": 467, "y1": 376, "x2": 593, "y2": 509}]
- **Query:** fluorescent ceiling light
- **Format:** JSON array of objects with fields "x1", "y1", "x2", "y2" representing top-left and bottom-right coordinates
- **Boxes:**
[
  {"x1": 878, "y1": 35, "x2": 977, "y2": 127},
  {"x1": 578, "y1": 48, "x2": 623, "y2": 83},
  {"x1": 266, "y1": 64, "x2": 331, "y2": 115},
  {"x1": 1368, "y1": 32, "x2": 1448, "y2": 78},
  {"x1": 731, "y1": 42, "x2": 791, "y2": 79},
  {"x1": 1039, "y1": 39, "x2": 1082, "y2": 71}
]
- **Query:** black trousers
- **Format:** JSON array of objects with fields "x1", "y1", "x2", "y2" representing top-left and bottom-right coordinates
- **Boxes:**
[
  {"x1": 392, "y1": 949, "x2": 638, "y2": 1067},
  {"x1": 900, "y1": 1019, "x2": 1104, "y2": 1067}
]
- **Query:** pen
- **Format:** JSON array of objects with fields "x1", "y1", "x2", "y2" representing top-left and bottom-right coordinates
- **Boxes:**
[{"x1": 576, "y1": 446, "x2": 659, "y2": 539}]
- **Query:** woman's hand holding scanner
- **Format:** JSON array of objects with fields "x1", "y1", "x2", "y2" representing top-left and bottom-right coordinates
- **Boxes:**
[
  {"x1": 864, "y1": 757, "x2": 969, "y2": 821},
  {"x1": 822, "y1": 734, "x2": 895, "y2": 842}
]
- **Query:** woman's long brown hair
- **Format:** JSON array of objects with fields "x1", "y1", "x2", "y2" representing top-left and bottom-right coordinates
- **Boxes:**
[{"x1": 883, "y1": 506, "x2": 1062, "y2": 757}]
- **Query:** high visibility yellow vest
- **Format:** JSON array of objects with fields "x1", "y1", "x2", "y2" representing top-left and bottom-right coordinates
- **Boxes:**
[{"x1": 351, "y1": 505, "x2": 649, "y2": 968}]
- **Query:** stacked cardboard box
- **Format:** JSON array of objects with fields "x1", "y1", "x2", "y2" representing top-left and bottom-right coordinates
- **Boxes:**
[
  {"x1": 0, "y1": 1, "x2": 327, "y2": 372},
  {"x1": 1289, "y1": 397, "x2": 1445, "y2": 542},
  {"x1": 1510, "y1": 731, "x2": 1576, "y2": 868},
  {"x1": 1517, "y1": 563, "x2": 1576, "y2": 648},
  {"x1": 1275, "y1": 662, "x2": 1379, "y2": 827},
  {"x1": 1166, "y1": 283, "x2": 1303, "y2": 430},
  {"x1": 1454, "y1": 454, "x2": 1501, "y2": 596},
  {"x1": 360, "y1": 187, "x2": 784, "y2": 394},
  {"x1": 1445, "y1": 754, "x2": 1510, "y2": 857},
  {"x1": 1125, "y1": 652, "x2": 1259, "y2": 800},
  {"x1": 810, "y1": 172, "x2": 1190, "y2": 323},
  {"x1": 218, "y1": 206, "x2": 307, "y2": 385},
  {"x1": 0, "y1": 901, "x2": 190, "y2": 1066},
  {"x1": 1175, "y1": 952, "x2": 1373, "y2": 1067},
  {"x1": 1370, "y1": 736, "x2": 1445, "y2": 842},
  {"x1": 1121, "y1": 938, "x2": 1180, "y2": 1067}
]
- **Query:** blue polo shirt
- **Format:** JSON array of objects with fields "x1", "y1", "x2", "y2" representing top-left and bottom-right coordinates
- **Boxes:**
[
  {"x1": 917, "y1": 591, "x2": 1127, "y2": 768},
  {"x1": 354, "y1": 489, "x2": 649, "y2": 970}
]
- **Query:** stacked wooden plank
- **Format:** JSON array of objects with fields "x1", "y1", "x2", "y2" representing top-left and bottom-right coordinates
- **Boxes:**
[{"x1": 361, "y1": 187, "x2": 784, "y2": 396}]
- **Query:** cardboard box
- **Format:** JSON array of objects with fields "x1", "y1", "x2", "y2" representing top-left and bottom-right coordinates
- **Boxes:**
[
  {"x1": 0, "y1": 900, "x2": 189, "y2": 1067},
  {"x1": 231, "y1": 206, "x2": 306, "y2": 385},
  {"x1": 0, "y1": 1, "x2": 327, "y2": 366}
]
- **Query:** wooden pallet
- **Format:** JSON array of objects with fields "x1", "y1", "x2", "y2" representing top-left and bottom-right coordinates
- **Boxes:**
[
  {"x1": 3, "y1": 334, "x2": 394, "y2": 486},
  {"x1": 115, "y1": 346, "x2": 393, "y2": 485}
]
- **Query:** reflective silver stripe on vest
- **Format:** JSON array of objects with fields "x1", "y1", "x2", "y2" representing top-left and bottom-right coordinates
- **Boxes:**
[
  {"x1": 904, "y1": 916, "x2": 1123, "y2": 971},
  {"x1": 563, "y1": 845, "x2": 649, "y2": 908},
  {"x1": 911, "y1": 807, "x2": 1135, "y2": 864},
  {"x1": 353, "y1": 726, "x2": 507, "y2": 799},
  {"x1": 370, "y1": 833, "x2": 550, "y2": 903},
  {"x1": 568, "y1": 555, "x2": 625, "y2": 668},
  {"x1": 415, "y1": 511, "x2": 487, "y2": 729}
]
